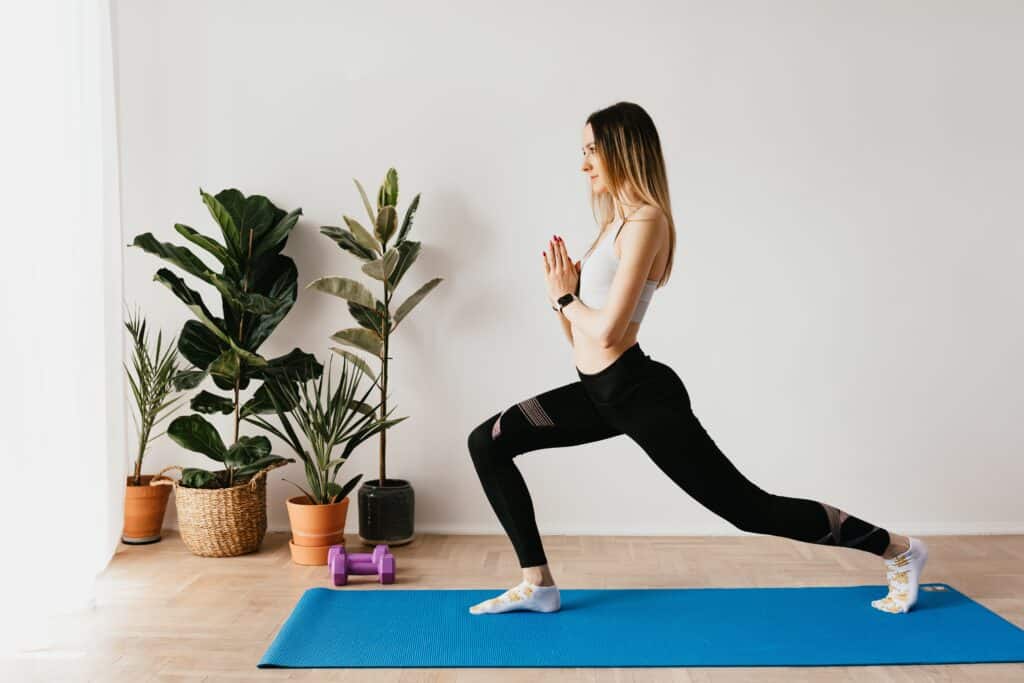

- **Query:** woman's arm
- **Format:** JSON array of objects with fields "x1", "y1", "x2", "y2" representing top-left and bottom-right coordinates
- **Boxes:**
[
  {"x1": 556, "y1": 308, "x2": 574, "y2": 347},
  {"x1": 561, "y1": 212, "x2": 664, "y2": 347}
]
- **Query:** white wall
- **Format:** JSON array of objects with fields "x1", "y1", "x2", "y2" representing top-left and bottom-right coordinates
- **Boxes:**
[{"x1": 111, "y1": 0, "x2": 1024, "y2": 538}]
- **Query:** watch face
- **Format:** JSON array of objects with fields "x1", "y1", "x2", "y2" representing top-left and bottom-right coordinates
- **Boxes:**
[{"x1": 557, "y1": 293, "x2": 574, "y2": 305}]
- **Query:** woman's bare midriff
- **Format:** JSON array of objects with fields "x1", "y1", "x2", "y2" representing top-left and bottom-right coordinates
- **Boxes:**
[
  {"x1": 572, "y1": 321, "x2": 644, "y2": 374},
  {"x1": 572, "y1": 213, "x2": 668, "y2": 375}
]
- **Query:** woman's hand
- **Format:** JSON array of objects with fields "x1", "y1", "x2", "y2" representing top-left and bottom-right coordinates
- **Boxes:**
[{"x1": 542, "y1": 234, "x2": 579, "y2": 304}]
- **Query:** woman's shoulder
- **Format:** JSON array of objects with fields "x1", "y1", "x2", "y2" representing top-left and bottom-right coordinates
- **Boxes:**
[{"x1": 628, "y1": 204, "x2": 666, "y2": 223}]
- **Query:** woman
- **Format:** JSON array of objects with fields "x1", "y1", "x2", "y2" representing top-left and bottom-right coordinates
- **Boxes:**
[{"x1": 466, "y1": 101, "x2": 927, "y2": 616}]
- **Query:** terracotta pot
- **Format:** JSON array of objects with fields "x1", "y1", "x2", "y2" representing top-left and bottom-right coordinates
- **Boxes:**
[
  {"x1": 122, "y1": 474, "x2": 172, "y2": 544},
  {"x1": 285, "y1": 495, "x2": 349, "y2": 565}
]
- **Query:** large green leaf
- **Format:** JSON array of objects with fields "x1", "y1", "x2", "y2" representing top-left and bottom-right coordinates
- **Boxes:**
[
  {"x1": 395, "y1": 192, "x2": 420, "y2": 245},
  {"x1": 173, "y1": 369, "x2": 207, "y2": 391},
  {"x1": 199, "y1": 188, "x2": 241, "y2": 258},
  {"x1": 319, "y1": 226, "x2": 377, "y2": 261},
  {"x1": 190, "y1": 390, "x2": 234, "y2": 414},
  {"x1": 153, "y1": 268, "x2": 228, "y2": 343},
  {"x1": 224, "y1": 435, "x2": 271, "y2": 469},
  {"x1": 346, "y1": 300, "x2": 387, "y2": 336},
  {"x1": 386, "y1": 239, "x2": 422, "y2": 290},
  {"x1": 377, "y1": 168, "x2": 398, "y2": 209},
  {"x1": 178, "y1": 320, "x2": 228, "y2": 372},
  {"x1": 173, "y1": 223, "x2": 235, "y2": 275},
  {"x1": 393, "y1": 277, "x2": 443, "y2": 328},
  {"x1": 132, "y1": 233, "x2": 218, "y2": 284},
  {"x1": 135, "y1": 235, "x2": 277, "y2": 316},
  {"x1": 374, "y1": 206, "x2": 398, "y2": 246},
  {"x1": 237, "y1": 254, "x2": 298, "y2": 351},
  {"x1": 342, "y1": 216, "x2": 380, "y2": 255},
  {"x1": 361, "y1": 247, "x2": 400, "y2": 282},
  {"x1": 208, "y1": 348, "x2": 241, "y2": 385},
  {"x1": 167, "y1": 414, "x2": 227, "y2": 461},
  {"x1": 181, "y1": 467, "x2": 219, "y2": 489},
  {"x1": 253, "y1": 207, "x2": 302, "y2": 259},
  {"x1": 306, "y1": 276, "x2": 379, "y2": 310},
  {"x1": 330, "y1": 327, "x2": 383, "y2": 356},
  {"x1": 353, "y1": 177, "x2": 377, "y2": 228},
  {"x1": 240, "y1": 380, "x2": 300, "y2": 418},
  {"x1": 248, "y1": 348, "x2": 324, "y2": 383}
]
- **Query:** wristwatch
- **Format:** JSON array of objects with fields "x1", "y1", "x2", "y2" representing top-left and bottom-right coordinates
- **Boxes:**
[{"x1": 552, "y1": 292, "x2": 576, "y2": 312}]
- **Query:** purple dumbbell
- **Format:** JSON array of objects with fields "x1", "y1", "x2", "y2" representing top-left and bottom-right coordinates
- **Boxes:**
[{"x1": 328, "y1": 544, "x2": 396, "y2": 586}]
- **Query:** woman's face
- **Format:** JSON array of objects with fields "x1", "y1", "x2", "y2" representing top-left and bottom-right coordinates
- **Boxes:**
[{"x1": 581, "y1": 123, "x2": 607, "y2": 195}]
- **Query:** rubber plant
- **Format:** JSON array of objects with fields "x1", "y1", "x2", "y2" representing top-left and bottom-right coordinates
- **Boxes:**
[
  {"x1": 130, "y1": 188, "x2": 322, "y2": 489},
  {"x1": 308, "y1": 169, "x2": 442, "y2": 486},
  {"x1": 246, "y1": 354, "x2": 408, "y2": 504}
]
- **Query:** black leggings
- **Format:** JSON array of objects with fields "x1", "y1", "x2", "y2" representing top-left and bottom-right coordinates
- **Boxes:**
[{"x1": 467, "y1": 341, "x2": 891, "y2": 568}]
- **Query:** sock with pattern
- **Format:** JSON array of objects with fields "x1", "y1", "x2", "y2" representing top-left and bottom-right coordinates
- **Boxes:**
[
  {"x1": 871, "y1": 536, "x2": 929, "y2": 614},
  {"x1": 468, "y1": 580, "x2": 561, "y2": 615}
]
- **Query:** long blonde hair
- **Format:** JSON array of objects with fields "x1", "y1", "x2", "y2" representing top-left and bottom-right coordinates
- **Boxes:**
[{"x1": 583, "y1": 101, "x2": 676, "y2": 287}]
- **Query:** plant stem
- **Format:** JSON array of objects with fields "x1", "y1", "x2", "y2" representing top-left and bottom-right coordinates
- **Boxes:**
[{"x1": 379, "y1": 250, "x2": 390, "y2": 487}]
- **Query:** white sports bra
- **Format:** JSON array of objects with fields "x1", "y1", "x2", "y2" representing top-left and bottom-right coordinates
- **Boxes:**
[{"x1": 578, "y1": 217, "x2": 658, "y2": 324}]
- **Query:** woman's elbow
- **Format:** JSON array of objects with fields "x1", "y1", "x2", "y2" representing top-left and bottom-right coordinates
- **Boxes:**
[{"x1": 598, "y1": 322, "x2": 624, "y2": 349}]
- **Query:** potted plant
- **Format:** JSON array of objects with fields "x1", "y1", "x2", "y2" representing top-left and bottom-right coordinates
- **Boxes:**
[
  {"x1": 121, "y1": 305, "x2": 199, "y2": 544},
  {"x1": 309, "y1": 168, "x2": 443, "y2": 545},
  {"x1": 132, "y1": 187, "x2": 322, "y2": 557},
  {"x1": 247, "y1": 355, "x2": 407, "y2": 564}
]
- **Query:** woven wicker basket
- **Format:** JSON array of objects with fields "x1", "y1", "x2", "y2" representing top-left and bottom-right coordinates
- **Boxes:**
[{"x1": 151, "y1": 462, "x2": 286, "y2": 558}]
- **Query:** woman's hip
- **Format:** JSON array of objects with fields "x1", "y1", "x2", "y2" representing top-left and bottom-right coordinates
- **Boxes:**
[{"x1": 576, "y1": 342, "x2": 686, "y2": 409}]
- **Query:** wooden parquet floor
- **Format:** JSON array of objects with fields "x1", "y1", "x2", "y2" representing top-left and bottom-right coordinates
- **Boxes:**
[{"x1": 5, "y1": 531, "x2": 1023, "y2": 681}]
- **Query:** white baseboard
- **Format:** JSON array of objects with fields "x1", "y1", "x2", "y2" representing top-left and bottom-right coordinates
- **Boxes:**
[{"x1": 250, "y1": 520, "x2": 1024, "y2": 536}]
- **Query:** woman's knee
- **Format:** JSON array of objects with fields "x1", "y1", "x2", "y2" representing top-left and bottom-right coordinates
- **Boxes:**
[{"x1": 467, "y1": 413, "x2": 503, "y2": 459}]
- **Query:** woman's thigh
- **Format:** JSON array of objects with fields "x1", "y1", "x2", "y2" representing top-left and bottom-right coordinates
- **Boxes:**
[
  {"x1": 476, "y1": 379, "x2": 624, "y2": 457},
  {"x1": 597, "y1": 360, "x2": 769, "y2": 521}
]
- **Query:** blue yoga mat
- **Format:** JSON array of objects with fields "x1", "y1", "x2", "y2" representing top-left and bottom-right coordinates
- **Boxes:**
[{"x1": 258, "y1": 582, "x2": 1024, "y2": 668}]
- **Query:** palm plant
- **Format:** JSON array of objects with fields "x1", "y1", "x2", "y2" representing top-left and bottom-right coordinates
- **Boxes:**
[
  {"x1": 247, "y1": 355, "x2": 408, "y2": 505},
  {"x1": 123, "y1": 304, "x2": 198, "y2": 485}
]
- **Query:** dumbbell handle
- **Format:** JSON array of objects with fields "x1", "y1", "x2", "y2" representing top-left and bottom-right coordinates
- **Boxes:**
[
  {"x1": 346, "y1": 553, "x2": 375, "y2": 561},
  {"x1": 348, "y1": 561, "x2": 378, "y2": 572}
]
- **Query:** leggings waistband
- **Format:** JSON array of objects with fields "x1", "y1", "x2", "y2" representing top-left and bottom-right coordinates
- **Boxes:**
[{"x1": 575, "y1": 341, "x2": 651, "y2": 381}]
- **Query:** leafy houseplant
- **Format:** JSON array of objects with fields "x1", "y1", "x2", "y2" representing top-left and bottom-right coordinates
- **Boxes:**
[
  {"x1": 309, "y1": 168, "x2": 442, "y2": 545},
  {"x1": 247, "y1": 355, "x2": 408, "y2": 564},
  {"x1": 133, "y1": 187, "x2": 322, "y2": 557},
  {"x1": 121, "y1": 305, "x2": 197, "y2": 544}
]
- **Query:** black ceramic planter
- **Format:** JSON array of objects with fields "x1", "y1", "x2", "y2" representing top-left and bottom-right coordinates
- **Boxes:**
[{"x1": 357, "y1": 478, "x2": 415, "y2": 546}]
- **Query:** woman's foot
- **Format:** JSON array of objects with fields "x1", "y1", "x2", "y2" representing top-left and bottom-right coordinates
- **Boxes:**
[
  {"x1": 872, "y1": 536, "x2": 929, "y2": 614},
  {"x1": 468, "y1": 580, "x2": 561, "y2": 615}
]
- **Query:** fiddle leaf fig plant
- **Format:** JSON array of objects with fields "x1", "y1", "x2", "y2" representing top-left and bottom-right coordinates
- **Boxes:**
[
  {"x1": 245, "y1": 354, "x2": 409, "y2": 505},
  {"x1": 309, "y1": 168, "x2": 443, "y2": 486},
  {"x1": 130, "y1": 187, "x2": 322, "y2": 488}
]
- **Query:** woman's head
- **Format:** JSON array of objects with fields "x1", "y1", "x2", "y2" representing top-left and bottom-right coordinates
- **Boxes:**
[{"x1": 580, "y1": 101, "x2": 676, "y2": 286}]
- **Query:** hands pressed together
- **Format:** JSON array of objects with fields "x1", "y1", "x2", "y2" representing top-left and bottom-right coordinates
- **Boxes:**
[{"x1": 542, "y1": 233, "x2": 580, "y2": 307}]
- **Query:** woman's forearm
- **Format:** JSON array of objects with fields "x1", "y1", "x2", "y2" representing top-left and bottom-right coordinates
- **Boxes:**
[{"x1": 556, "y1": 309, "x2": 574, "y2": 347}]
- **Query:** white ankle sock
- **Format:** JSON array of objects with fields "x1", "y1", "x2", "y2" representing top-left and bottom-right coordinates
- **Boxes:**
[
  {"x1": 872, "y1": 536, "x2": 928, "y2": 614},
  {"x1": 468, "y1": 580, "x2": 561, "y2": 615}
]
